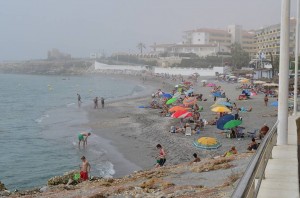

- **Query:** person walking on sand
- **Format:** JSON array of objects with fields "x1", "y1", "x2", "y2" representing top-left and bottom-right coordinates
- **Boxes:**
[
  {"x1": 264, "y1": 94, "x2": 268, "y2": 106},
  {"x1": 94, "y1": 97, "x2": 98, "y2": 109},
  {"x1": 78, "y1": 132, "x2": 91, "y2": 148},
  {"x1": 101, "y1": 97, "x2": 105, "y2": 108},
  {"x1": 80, "y1": 156, "x2": 91, "y2": 181},
  {"x1": 77, "y1": 93, "x2": 82, "y2": 107},
  {"x1": 155, "y1": 144, "x2": 166, "y2": 168}
]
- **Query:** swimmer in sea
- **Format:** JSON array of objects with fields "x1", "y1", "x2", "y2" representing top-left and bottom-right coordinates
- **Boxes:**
[{"x1": 78, "y1": 132, "x2": 91, "y2": 148}]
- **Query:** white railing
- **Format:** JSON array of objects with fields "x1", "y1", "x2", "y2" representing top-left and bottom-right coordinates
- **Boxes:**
[{"x1": 231, "y1": 120, "x2": 279, "y2": 198}]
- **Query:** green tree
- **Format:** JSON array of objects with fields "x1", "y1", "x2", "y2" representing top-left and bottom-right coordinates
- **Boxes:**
[
  {"x1": 137, "y1": 43, "x2": 146, "y2": 55},
  {"x1": 230, "y1": 43, "x2": 250, "y2": 68}
]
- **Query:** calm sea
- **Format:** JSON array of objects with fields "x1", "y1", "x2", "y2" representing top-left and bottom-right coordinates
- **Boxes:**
[{"x1": 0, "y1": 73, "x2": 147, "y2": 190}]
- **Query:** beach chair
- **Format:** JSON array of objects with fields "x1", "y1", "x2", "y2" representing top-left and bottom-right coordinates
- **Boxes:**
[{"x1": 185, "y1": 127, "x2": 192, "y2": 136}]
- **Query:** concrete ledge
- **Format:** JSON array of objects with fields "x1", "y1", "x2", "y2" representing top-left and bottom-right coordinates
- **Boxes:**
[{"x1": 272, "y1": 145, "x2": 297, "y2": 159}]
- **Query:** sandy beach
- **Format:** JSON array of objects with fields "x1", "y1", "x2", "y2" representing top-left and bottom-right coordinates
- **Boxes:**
[{"x1": 81, "y1": 73, "x2": 277, "y2": 175}]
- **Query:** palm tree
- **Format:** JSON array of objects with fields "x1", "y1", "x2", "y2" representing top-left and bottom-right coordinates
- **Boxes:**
[{"x1": 137, "y1": 43, "x2": 146, "y2": 55}]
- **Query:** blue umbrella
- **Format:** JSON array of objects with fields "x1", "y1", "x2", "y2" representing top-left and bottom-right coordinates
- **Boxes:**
[
  {"x1": 212, "y1": 91, "x2": 222, "y2": 97},
  {"x1": 218, "y1": 101, "x2": 232, "y2": 107},
  {"x1": 271, "y1": 101, "x2": 278, "y2": 107},
  {"x1": 162, "y1": 93, "x2": 173, "y2": 99},
  {"x1": 216, "y1": 114, "x2": 234, "y2": 130}
]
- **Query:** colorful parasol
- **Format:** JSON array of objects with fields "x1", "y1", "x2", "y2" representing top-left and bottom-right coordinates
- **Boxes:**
[
  {"x1": 169, "y1": 106, "x2": 190, "y2": 113},
  {"x1": 193, "y1": 137, "x2": 221, "y2": 150},
  {"x1": 166, "y1": 97, "x2": 178, "y2": 105},
  {"x1": 211, "y1": 106, "x2": 231, "y2": 113},
  {"x1": 183, "y1": 97, "x2": 197, "y2": 106},
  {"x1": 223, "y1": 120, "x2": 242, "y2": 129}
]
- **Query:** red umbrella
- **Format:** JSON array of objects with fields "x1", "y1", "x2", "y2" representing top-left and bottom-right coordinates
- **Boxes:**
[
  {"x1": 171, "y1": 110, "x2": 193, "y2": 118},
  {"x1": 171, "y1": 110, "x2": 187, "y2": 117}
]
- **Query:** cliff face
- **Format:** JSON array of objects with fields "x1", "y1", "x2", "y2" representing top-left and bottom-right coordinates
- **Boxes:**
[
  {"x1": 5, "y1": 153, "x2": 252, "y2": 198},
  {"x1": 0, "y1": 59, "x2": 94, "y2": 75}
]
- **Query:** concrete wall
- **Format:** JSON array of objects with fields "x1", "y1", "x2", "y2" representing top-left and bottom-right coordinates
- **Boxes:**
[
  {"x1": 154, "y1": 67, "x2": 224, "y2": 76},
  {"x1": 94, "y1": 61, "x2": 225, "y2": 76},
  {"x1": 94, "y1": 61, "x2": 151, "y2": 71}
]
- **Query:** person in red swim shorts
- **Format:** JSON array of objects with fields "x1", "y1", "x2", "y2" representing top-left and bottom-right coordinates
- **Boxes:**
[{"x1": 80, "y1": 156, "x2": 91, "y2": 181}]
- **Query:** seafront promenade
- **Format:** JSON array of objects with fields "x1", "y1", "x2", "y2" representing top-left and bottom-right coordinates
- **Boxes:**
[{"x1": 257, "y1": 114, "x2": 299, "y2": 198}]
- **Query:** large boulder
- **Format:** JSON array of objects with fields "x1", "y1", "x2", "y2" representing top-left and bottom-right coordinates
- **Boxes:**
[{"x1": 0, "y1": 181, "x2": 7, "y2": 191}]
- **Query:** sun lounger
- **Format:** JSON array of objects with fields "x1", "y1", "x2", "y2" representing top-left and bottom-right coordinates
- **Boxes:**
[{"x1": 185, "y1": 127, "x2": 192, "y2": 136}]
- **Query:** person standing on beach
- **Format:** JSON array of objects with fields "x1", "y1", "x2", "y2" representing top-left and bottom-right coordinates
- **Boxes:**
[
  {"x1": 155, "y1": 144, "x2": 166, "y2": 168},
  {"x1": 80, "y1": 156, "x2": 91, "y2": 181},
  {"x1": 264, "y1": 94, "x2": 268, "y2": 106},
  {"x1": 78, "y1": 132, "x2": 91, "y2": 148},
  {"x1": 94, "y1": 97, "x2": 98, "y2": 109},
  {"x1": 77, "y1": 94, "x2": 82, "y2": 107},
  {"x1": 101, "y1": 97, "x2": 105, "y2": 108}
]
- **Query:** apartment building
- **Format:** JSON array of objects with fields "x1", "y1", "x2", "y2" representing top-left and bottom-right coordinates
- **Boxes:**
[
  {"x1": 254, "y1": 18, "x2": 296, "y2": 57},
  {"x1": 151, "y1": 25, "x2": 255, "y2": 57}
]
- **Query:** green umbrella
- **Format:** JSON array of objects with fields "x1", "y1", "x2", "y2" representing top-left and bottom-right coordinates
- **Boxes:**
[
  {"x1": 166, "y1": 97, "x2": 178, "y2": 105},
  {"x1": 223, "y1": 120, "x2": 242, "y2": 129}
]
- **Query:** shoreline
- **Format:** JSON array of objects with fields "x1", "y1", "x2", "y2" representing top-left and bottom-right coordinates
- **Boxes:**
[
  {"x1": 81, "y1": 73, "x2": 175, "y2": 176},
  {"x1": 81, "y1": 72, "x2": 278, "y2": 176}
]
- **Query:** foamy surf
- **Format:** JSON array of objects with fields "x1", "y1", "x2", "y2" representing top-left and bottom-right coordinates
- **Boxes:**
[{"x1": 96, "y1": 161, "x2": 115, "y2": 178}]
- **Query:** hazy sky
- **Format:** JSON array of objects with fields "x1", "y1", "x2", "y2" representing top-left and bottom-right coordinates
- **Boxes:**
[{"x1": 0, "y1": 0, "x2": 297, "y2": 61}]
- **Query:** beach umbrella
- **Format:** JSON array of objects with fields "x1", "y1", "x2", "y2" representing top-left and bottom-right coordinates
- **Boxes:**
[
  {"x1": 240, "y1": 79, "x2": 250, "y2": 83},
  {"x1": 253, "y1": 80, "x2": 266, "y2": 84},
  {"x1": 169, "y1": 106, "x2": 189, "y2": 113},
  {"x1": 211, "y1": 106, "x2": 231, "y2": 113},
  {"x1": 210, "y1": 103, "x2": 227, "y2": 109},
  {"x1": 183, "y1": 97, "x2": 197, "y2": 106},
  {"x1": 263, "y1": 83, "x2": 279, "y2": 87},
  {"x1": 207, "y1": 83, "x2": 216, "y2": 87},
  {"x1": 212, "y1": 91, "x2": 222, "y2": 97},
  {"x1": 218, "y1": 101, "x2": 232, "y2": 107},
  {"x1": 193, "y1": 137, "x2": 221, "y2": 150},
  {"x1": 216, "y1": 114, "x2": 235, "y2": 130},
  {"x1": 171, "y1": 110, "x2": 192, "y2": 119},
  {"x1": 223, "y1": 120, "x2": 242, "y2": 129},
  {"x1": 166, "y1": 97, "x2": 178, "y2": 105},
  {"x1": 271, "y1": 100, "x2": 293, "y2": 107},
  {"x1": 162, "y1": 93, "x2": 172, "y2": 99},
  {"x1": 271, "y1": 101, "x2": 278, "y2": 107}
]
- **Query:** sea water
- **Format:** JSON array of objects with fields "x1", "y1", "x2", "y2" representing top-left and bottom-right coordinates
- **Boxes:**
[{"x1": 0, "y1": 73, "x2": 147, "y2": 190}]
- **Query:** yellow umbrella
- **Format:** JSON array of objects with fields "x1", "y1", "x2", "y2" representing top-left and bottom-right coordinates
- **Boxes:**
[
  {"x1": 210, "y1": 103, "x2": 226, "y2": 108},
  {"x1": 193, "y1": 137, "x2": 221, "y2": 150},
  {"x1": 211, "y1": 106, "x2": 231, "y2": 113},
  {"x1": 240, "y1": 79, "x2": 250, "y2": 83}
]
